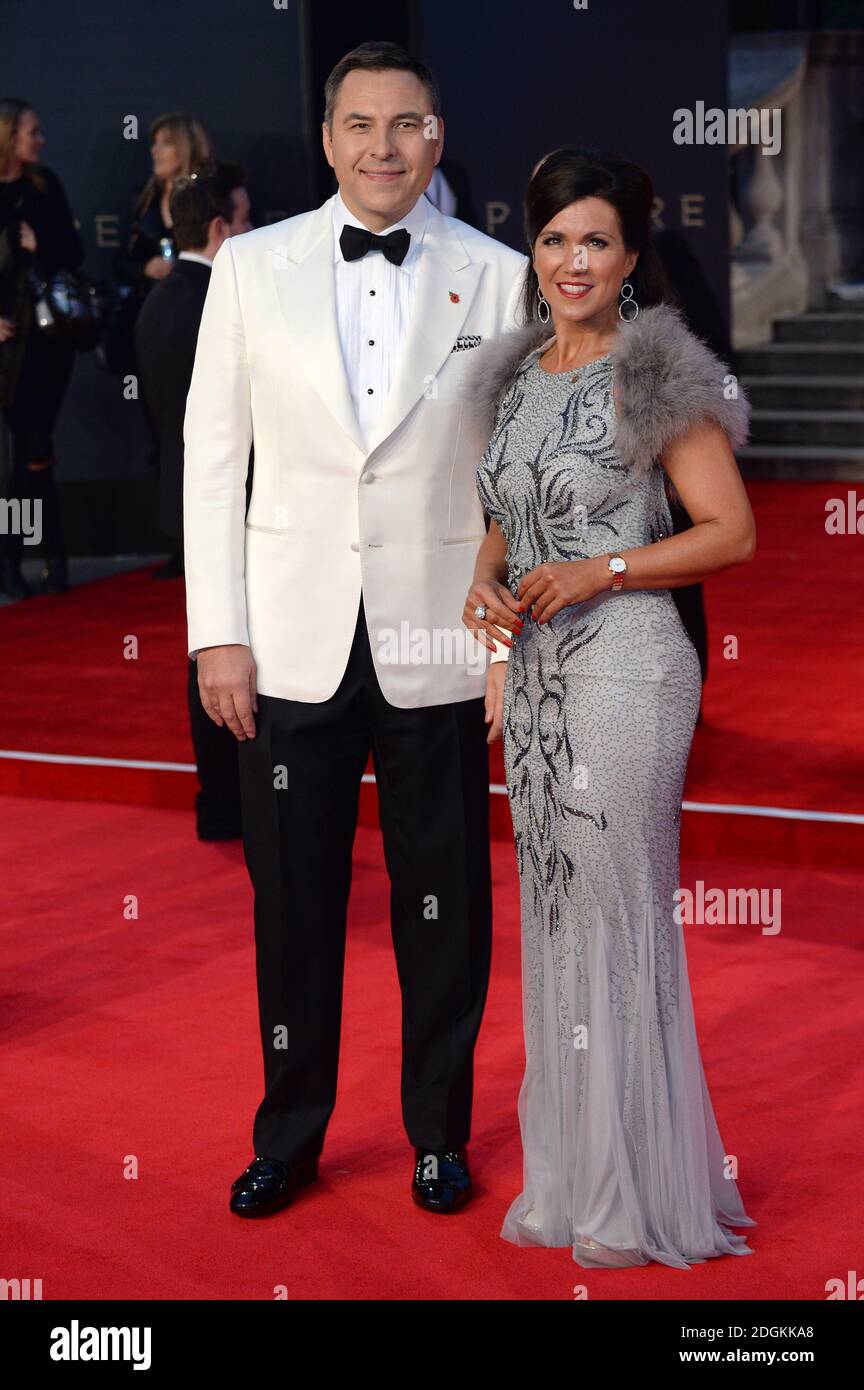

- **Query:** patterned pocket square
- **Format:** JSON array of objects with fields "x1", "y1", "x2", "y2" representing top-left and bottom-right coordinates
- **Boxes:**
[{"x1": 451, "y1": 335, "x2": 482, "y2": 352}]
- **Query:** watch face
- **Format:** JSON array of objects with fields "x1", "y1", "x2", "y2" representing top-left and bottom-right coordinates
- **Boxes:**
[{"x1": 609, "y1": 557, "x2": 626, "y2": 573}]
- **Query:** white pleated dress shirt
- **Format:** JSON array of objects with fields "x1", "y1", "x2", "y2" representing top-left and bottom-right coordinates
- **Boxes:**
[{"x1": 331, "y1": 188, "x2": 431, "y2": 450}]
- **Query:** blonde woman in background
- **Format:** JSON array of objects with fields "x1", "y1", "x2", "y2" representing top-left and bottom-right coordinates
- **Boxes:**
[
  {"x1": 107, "y1": 112, "x2": 214, "y2": 388},
  {"x1": 115, "y1": 111, "x2": 214, "y2": 287},
  {"x1": 0, "y1": 97, "x2": 83, "y2": 597}
]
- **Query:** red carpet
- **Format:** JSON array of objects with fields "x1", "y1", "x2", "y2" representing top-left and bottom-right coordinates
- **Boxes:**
[
  {"x1": 2, "y1": 477, "x2": 861, "y2": 1299},
  {"x1": 2, "y1": 792, "x2": 860, "y2": 1300},
  {"x1": 0, "y1": 482, "x2": 861, "y2": 867}
]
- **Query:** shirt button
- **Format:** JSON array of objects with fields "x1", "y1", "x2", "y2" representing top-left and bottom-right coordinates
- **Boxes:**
[
  {"x1": 369, "y1": 290, "x2": 376, "y2": 296},
  {"x1": 368, "y1": 339, "x2": 374, "y2": 346},
  {"x1": 367, "y1": 388, "x2": 373, "y2": 394}
]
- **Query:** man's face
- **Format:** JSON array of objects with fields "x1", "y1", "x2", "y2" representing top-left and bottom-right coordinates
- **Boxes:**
[
  {"x1": 322, "y1": 67, "x2": 444, "y2": 231},
  {"x1": 226, "y1": 187, "x2": 253, "y2": 236},
  {"x1": 207, "y1": 188, "x2": 253, "y2": 256}
]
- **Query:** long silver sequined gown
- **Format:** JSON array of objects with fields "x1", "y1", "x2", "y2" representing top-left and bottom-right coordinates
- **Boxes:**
[{"x1": 476, "y1": 346, "x2": 756, "y2": 1270}]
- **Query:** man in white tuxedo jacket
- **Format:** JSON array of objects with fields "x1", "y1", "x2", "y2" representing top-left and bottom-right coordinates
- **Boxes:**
[{"x1": 183, "y1": 41, "x2": 526, "y2": 1218}]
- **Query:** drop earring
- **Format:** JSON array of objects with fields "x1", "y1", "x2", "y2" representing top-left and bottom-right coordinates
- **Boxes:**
[
  {"x1": 618, "y1": 279, "x2": 639, "y2": 321},
  {"x1": 537, "y1": 283, "x2": 550, "y2": 324}
]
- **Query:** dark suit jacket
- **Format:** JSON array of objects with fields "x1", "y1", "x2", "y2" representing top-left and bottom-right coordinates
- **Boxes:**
[{"x1": 134, "y1": 257, "x2": 211, "y2": 543}]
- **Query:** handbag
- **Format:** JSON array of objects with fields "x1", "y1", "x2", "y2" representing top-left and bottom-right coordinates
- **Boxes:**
[{"x1": 29, "y1": 262, "x2": 111, "y2": 352}]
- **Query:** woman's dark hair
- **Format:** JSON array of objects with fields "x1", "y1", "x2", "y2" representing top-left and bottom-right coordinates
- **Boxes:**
[
  {"x1": 324, "y1": 41, "x2": 441, "y2": 129},
  {"x1": 520, "y1": 147, "x2": 670, "y2": 324}
]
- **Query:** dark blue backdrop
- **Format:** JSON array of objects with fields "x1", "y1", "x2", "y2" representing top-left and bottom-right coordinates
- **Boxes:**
[
  {"x1": 2, "y1": 0, "x2": 730, "y2": 548},
  {"x1": 421, "y1": 0, "x2": 730, "y2": 310}
]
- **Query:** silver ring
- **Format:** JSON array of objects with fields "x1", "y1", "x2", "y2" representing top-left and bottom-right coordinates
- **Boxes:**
[{"x1": 473, "y1": 604, "x2": 487, "y2": 620}]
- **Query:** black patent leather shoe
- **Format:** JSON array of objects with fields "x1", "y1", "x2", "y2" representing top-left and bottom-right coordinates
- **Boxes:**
[
  {"x1": 411, "y1": 1147, "x2": 472, "y2": 1213},
  {"x1": 229, "y1": 1155, "x2": 319, "y2": 1217},
  {"x1": 39, "y1": 556, "x2": 68, "y2": 595}
]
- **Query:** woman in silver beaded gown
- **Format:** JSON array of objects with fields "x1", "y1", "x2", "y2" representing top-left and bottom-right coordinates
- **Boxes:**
[{"x1": 462, "y1": 149, "x2": 757, "y2": 1270}]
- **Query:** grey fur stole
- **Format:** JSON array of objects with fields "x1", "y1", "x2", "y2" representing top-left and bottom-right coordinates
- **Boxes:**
[{"x1": 460, "y1": 303, "x2": 749, "y2": 477}]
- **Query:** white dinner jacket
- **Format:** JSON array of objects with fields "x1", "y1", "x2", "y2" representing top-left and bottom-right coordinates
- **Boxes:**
[{"x1": 183, "y1": 192, "x2": 527, "y2": 707}]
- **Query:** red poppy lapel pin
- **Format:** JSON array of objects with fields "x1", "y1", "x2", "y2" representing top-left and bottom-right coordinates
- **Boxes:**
[{"x1": 449, "y1": 290, "x2": 460, "y2": 303}]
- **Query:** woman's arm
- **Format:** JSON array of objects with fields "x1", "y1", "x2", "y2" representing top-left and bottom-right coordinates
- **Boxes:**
[
  {"x1": 463, "y1": 518, "x2": 517, "y2": 741},
  {"x1": 113, "y1": 192, "x2": 166, "y2": 286},
  {"x1": 29, "y1": 168, "x2": 84, "y2": 273},
  {"x1": 518, "y1": 419, "x2": 756, "y2": 622},
  {"x1": 462, "y1": 518, "x2": 522, "y2": 653},
  {"x1": 602, "y1": 418, "x2": 756, "y2": 592},
  {"x1": 473, "y1": 517, "x2": 509, "y2": 585}
]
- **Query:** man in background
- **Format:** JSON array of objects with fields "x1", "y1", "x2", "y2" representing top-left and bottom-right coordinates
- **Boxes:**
[{"x1": 136, "y1": 160, "x2": 253, "y2": 839}]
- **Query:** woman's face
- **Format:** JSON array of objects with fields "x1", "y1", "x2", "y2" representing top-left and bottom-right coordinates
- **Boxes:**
[
  {"x1": 14, "y1": 109, "x2": 45, "y2": 165},
  {"x1": 532, "y1": 196, "x2": 637, "y2": 329},
  {"x1": 151, "y1": 128, "x2": 182, "y2": 182}
]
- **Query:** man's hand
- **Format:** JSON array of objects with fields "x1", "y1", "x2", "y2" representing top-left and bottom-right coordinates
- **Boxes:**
[
  {"x1": 484, "y1": 662, "x2": 506, "y2": 743},
  {"x1": 197, "y1": 644, "x2": 258, "y2": 740}
]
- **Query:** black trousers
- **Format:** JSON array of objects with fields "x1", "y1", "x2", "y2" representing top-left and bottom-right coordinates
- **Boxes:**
[
  {"x1": 237, "y1": 592, "x2": 493, "y2": 1162},
  {"x1": 187, "y1": 657, "x2": 242, "y2": 836},
  {"x1": 2, "y1": 332, "x2": 75, "y2": 571}
]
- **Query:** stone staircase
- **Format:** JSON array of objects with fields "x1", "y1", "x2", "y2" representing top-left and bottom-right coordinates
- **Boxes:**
[{"x1": 736, "y1": 302, "x2": 864, "y2": 479}]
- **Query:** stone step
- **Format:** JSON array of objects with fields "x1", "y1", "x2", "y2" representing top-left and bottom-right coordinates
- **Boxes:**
[
  {"x1": 750, "y1": 409, "x2": 864, "y2": 447},
  {"x1": 736, "y1": 445, "x2": 864, "y2": 480},
  {"x1": 737, "y1": 343, "x2": 864, "y2": 376},
  {"x1": 742, "y1": 376, "x2": 864, "y2": 410},
  {"x1": 774, "y1": 313, "x2": 864, "y2": 343},
  {"x1": 826, "y1": 292, "x2": 864, "y2": 311}
]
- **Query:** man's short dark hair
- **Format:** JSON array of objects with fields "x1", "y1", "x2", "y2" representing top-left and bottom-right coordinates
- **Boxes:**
[
  {"x1": 169, "y1": 159, "x2": 246, "y2": 251},
  {"x1": 324, "y1": 40, "x2": 441, "y2": 129}
]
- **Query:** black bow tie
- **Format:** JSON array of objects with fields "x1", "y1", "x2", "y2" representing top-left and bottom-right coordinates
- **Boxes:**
[{"x1": 339, "y1": 223, "x2": 411, "y2": 267}]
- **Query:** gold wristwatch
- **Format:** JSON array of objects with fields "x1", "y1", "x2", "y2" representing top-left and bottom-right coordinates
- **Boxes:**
[{"x1": 607, "y1": 554, "x2": 627, "y2": 591}]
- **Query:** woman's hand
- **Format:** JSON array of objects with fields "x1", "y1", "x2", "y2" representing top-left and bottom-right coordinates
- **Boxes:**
[
  {"x1": 144, "y1": 255, "x2": 172, "y2": 280},
  {"x1": 0, "y1": 317, "x2": 16, "y2": 342},
  {"x1": 484, "y1": 662, "x2": 507, "y2": 743},
  {"x1": 19, "y1": 221, "x2": 37, "y2": 252},
  {"x1": 463, "y1": 578, "x2": 523, "y2": 651},
  {"x1": 518, "y1": 557, "x2": 608, "y2": 624}
]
